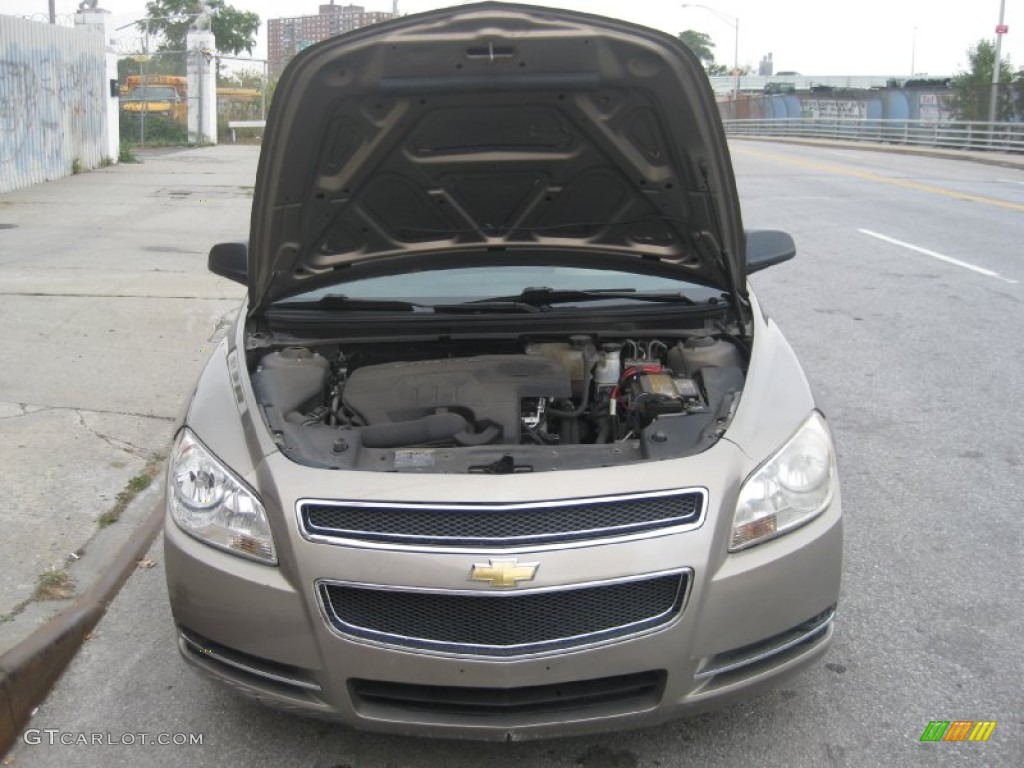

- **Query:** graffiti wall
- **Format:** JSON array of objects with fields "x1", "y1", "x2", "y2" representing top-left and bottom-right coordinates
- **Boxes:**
[
  {"x1": 721, "y1": 89, "x2": 953, "y2": 123},
  {"x1": 0, "y1": 16, "x2": 108, "y2": 194}
]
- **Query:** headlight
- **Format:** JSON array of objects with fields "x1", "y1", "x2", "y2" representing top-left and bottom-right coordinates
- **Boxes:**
[
  {"x1": 168, "y1": 429, "x2": 277, "y2": 564},
  {"x1": 730, "y1": 411, "x2": 837, "y2": 551}
]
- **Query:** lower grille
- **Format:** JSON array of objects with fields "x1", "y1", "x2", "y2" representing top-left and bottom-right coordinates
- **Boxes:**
[
  {"x1": 319, "y1": 571, "x2": 689, "y2": 657},
  {"x1": 350, "y1": 671, "x2": 666, "y2": 717}
]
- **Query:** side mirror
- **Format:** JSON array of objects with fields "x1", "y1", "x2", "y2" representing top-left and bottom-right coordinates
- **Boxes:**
[
  {"x1": 208, "y1": 242, "x2": 248, "y2": 284},
  {"x1": 746, "y1": 229, "x2": 796, "y2": 273}
]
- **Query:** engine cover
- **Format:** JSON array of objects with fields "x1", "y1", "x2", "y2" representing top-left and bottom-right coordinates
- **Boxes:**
[{"x1": 342, "y1": 355, "x2": 571, "y2": 444}]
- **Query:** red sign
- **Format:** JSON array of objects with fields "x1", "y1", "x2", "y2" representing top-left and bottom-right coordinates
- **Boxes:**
[{"x1": 995, "y1": 24, "x2": 1008, "y2": 34}]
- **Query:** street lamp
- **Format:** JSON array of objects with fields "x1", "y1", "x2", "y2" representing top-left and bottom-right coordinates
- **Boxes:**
[
  {"x1": 681, "y1": 3, "x2": 740, "y2": 98},
  {"x1": 989, "y1": 0, "x2": 1007, "y2": 125}
]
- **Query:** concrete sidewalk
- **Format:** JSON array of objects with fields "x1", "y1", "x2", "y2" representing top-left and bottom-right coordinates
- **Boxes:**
[{"x1": 0, "y1": 145, "x2": 255, "y2": 652}]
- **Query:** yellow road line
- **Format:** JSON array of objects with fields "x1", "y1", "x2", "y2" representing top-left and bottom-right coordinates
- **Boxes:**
[{"x1": 732, "y1": 146, "x2": 1024, "y2": 214}]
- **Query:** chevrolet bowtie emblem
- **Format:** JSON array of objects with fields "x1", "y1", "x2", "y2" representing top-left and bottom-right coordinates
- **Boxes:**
[{"x1": 469, "y1": 558, "x2": 539, "y2": 588}]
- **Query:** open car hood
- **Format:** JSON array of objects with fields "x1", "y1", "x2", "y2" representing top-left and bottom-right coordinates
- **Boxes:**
[{"x1": 248, "y1": 2, "x2": 746, "y2": 314}]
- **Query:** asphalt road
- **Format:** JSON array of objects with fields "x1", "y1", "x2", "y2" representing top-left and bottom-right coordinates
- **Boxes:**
[{"x1": 8, "y1": 142, "x2": 1024, "y2": 767}]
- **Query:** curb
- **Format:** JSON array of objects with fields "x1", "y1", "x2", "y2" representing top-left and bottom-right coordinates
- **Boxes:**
[
  {"x1": 728, "y1": 135, "x2": 1024, "y2": 171},
  {"x1": 0, "y1": 493, "x2": 165, "y2": 757}
]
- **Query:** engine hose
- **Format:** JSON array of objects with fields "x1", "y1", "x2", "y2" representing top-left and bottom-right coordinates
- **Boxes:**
[
  {"x1": 359, "y1": 412, "x2": 468, "y2": 448},
  {"x1": 454, "y1": 422, "x2": 502, "y2": 446},
  {"x1": 547, "y1": 351, "x2": 596, "y2": 418}
]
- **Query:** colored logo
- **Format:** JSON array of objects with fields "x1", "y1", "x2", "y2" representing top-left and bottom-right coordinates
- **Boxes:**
[
  {"x1": 469, "y1": 558, "x2": 539, "y2": 587},
  {"x1": 920, "y1": 721, "x2": 996, "y2": 742}
]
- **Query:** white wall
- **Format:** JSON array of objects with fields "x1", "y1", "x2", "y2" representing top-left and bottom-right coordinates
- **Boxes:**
[{"x1": 0, "y1": 15, "x2": 110, "y2": 194}]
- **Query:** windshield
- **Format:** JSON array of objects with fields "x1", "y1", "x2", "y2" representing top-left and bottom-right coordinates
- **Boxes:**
[
  {"x1": 272, "y1": 266, "x2": 724, "y2": 306},
  {"x1": 126, "y1": 86, "x2": 179, "y2": 101}
]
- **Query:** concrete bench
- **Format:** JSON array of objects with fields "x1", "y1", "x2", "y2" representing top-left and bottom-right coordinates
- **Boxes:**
[{"x1": 228, "y1": 120, "x2": 266, "y2": 142}]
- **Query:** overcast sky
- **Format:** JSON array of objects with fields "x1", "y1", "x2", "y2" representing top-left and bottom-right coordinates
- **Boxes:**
[{"x1": 7, "y1": 0, "x2": 1021, "y2": 77}]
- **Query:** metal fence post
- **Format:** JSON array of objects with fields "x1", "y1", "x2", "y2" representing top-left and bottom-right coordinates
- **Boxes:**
[{"x1": 197, "y1": 46, "x2": 204, "y2": 144}]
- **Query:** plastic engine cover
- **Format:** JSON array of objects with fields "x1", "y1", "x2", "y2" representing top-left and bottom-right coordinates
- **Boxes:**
[{"x1": 342, "y1": 355, "x2": 571, "y2": 444}]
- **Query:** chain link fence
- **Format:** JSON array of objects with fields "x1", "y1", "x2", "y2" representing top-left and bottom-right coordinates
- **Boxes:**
[
  {"x1": 117, "y1": 49, "x2": 268, "y2": 147},
  {"x1": 216, "y1": 54, "x2": 270, "y2": 143},
  {"x1": 118, "y1": 51, "x2": 189, "y2": 146}
]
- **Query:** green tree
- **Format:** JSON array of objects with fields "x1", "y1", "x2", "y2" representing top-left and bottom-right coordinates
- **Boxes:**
[
  {"x1": 678, "y1": 29, "x2": 716, "y2": 70},
  {"x1": 1014, "y1": 69, "x2": 1024, "y2": 120},
  {"x1": 218, "y1": 66, "x2": 265, "y2": 89},
  {"x1": 139, "y1": 0, "x2": 259, "y2": 55},
  {"x1": 948, "y1": 39, "x2": 1014, "y2": 121}
]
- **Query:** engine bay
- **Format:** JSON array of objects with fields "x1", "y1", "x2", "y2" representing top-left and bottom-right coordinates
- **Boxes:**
[{"x1": 250, "y1": 333, "x2": 747, "y2": 473}]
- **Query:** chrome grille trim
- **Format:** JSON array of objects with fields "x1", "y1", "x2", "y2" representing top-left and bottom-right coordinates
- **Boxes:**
[
  {"x1": 178, "y1": 627, "x2": 322, "y2": 692},
  {"x1": 316, "y1": 569, "x2": 692, "y2": 658},
  {"x1": 296, "y1": 488, "x2": 707, "y2": 553},
  {"x1": 694, "y1": 607, "x2": 836, "y2": 680}
]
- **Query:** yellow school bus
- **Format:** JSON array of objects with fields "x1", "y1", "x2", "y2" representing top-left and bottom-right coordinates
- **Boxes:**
[
  {"x1": 121, "y1": 78, "x2": 263, "y2": 125},
  {"x1": 217, "y1": 88, "x2": 263, "y2": 121},
  {"x1": 120, "y1": 75, "x2": 188, "y2": 123}
]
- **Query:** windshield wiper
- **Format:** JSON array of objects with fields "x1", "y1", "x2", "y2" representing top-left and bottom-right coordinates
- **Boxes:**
[
  {"x1": 465, "y1": 287, "x2": 701, "y2": 307},
  {"x1": 269, "y1": 294, "x2": 542, "y2": 315},
  {"x1": 269, "y1": 288, "x2": 709, "y2": 315},
  {"x1": 430, "y1": 300, "x2": 543, "y2": 314},
  {"x1": 270, "y1": 295, "x2": 429, "y2": 312}
]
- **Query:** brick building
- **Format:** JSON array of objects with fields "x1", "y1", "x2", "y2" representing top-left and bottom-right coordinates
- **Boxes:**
[{"x1": 268, "y1": 3, "x2": 395, "y2": 77}]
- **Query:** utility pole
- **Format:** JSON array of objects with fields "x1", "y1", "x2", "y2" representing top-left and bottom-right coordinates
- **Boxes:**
[
  {"x1": 49, "y1": 0, "x2": 55, "y2": 24},
  {"x1": 988, "y1": 0, "x2": 1007, "y2": 124},
  {"x1": 910, "y1": 26, "x2": 916, "y2": 76},
  {"x1": 681, "y1": 4, "x2": 741, "y2": 99},
  {"x1": 732, "y1": 15, "x2": 740, "y2": 98}
]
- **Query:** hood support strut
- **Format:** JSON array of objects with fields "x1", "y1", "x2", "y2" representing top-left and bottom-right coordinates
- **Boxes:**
[{"x1": 696, "y1": 163, "x2": 748, "y2": 338}]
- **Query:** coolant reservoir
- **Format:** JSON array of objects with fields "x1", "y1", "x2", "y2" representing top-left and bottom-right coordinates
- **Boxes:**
[
  {"x1": 594, "y1": 343, "x2": 622, "y2": 387},
  {"x1": 255, "y1": 348, "x2": 330, "y2": 419},
  {"x1": 669, "y1": 336, "x2": 742, "y2": 376},
  {"x1": 260, "y1": 346, "x2": 330, "y2": 373}
]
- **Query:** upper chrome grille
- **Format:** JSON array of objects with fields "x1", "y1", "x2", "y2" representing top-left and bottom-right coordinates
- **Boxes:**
[
  {"x1": 298, "y1": 489, "x2": 705, "y2": 549},
  {"x1": 317, "y1": 570, "x2": 690, "y2": 657}
]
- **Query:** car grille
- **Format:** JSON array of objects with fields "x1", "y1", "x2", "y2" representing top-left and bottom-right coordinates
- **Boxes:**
[
  {"x1": 349, "y1": 670, "x2": 666, "y2": 717},
  {"x1": 299, "y1": 489, "x2": 705, "y2": 548},
  {"x1": 318, "y1": 571, "x2": 689, "y2": 656}
]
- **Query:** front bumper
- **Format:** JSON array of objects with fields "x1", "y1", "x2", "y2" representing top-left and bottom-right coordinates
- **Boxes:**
[{"x1": 164, "y1": 469, "x2": 842, "y2": 740}]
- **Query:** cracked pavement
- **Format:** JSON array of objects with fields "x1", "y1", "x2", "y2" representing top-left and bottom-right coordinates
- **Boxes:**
[{"x1": 0, "y1": 145, "x2": 256, "y2": 621}]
